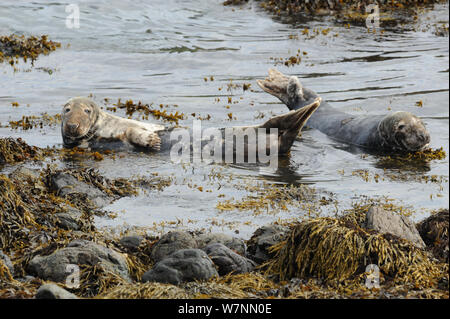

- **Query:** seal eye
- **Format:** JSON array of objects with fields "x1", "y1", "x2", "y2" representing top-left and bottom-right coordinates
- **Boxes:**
[
  {"x1": 65, "y1": 108, "x2": 71, "y2": 113},
  {"x1": 84, "y1": 109, "x2": 91, "y2": 114},
  {"x1": 397, "y1": 124, "x2": 405, "y2": 130}
]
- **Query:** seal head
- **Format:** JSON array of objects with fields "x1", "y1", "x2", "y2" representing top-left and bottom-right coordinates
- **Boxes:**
[
  {"x1": 378, "y1": 111, "x2": 430, "y2": 152},
  {"x1": 61, "y1": 97, "x2": 99, "y2": 146}
]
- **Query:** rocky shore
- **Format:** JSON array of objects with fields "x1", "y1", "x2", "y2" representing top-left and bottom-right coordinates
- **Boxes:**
[
  {"x1": 0, "y1": 137, "x2": 448, "y2": 299},
  {"x1": 226, "y1": 0, "x2": 449, "y2": 33}
]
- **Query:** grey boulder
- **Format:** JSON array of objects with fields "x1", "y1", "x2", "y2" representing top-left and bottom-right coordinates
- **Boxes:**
[
  {"x1": 203, "y1": 243, "x2": 256, "y2": 275},
  {"x1": 246, "y1": 224, "x2": 289, "y2": 264},
  {"x1": 28, "y1": 239, "x2": 130, "y2": 282},
  {"x1": 151, "y1": 231, "x2": 198, "y2": 262},
  {"x1": 120, "y1": 235, "x2": 144, "y2": 250},
  {"x1": 196, "y1": 233, "x2": 246, "y2": 255},
  {"x1": 365, "y1": 206, "x2": 426, "y2": 249},
  {"x1": 35, "y1": 283, "x2": 78, "y2": 299},
  {"x1": 142, "y1": 249, "x2": 218, "y2": 285},
  {"x1": 50, "y1": 172, "x2": 111, "y2": 208}
]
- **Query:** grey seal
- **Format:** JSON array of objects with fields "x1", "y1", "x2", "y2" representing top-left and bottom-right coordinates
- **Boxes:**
[
  {"x1": 257, "y1": 69, "x2": 430, "y2": 153},
  {"x1": 61, "y1": 96, "x2": 321, "y2": 156}
]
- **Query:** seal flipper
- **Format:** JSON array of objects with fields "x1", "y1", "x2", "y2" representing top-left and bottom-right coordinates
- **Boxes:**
[
  {"x1": 258, "y1": 97, "x2": 321, "y2": 154},
  {"x1": 257, "y1": 69, "x2": 304, "y2": 110}
]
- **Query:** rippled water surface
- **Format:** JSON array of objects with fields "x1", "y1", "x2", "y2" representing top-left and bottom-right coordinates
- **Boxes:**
[{"x1": 1, "y1": 0, "x2": 448, "y2": 238}]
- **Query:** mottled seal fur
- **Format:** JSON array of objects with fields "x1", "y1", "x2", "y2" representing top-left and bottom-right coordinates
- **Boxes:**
[
  {"x1": 61, "y1": 96, "x2": 321, "y2": 156},
  {"x1": 257, "y1": 69, "x2": 430, "y2": 153}
]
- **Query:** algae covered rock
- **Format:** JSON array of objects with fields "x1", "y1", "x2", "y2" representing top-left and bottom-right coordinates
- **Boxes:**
[
  {"x1": 266, "y1": 211, "x2": 446, "y2": 287},
  {"x1": 196, "y1": 233, "x2": 246, "y2": 255},
  {"x1": 119, "y1": 235, "x2": 144, "y2": 250},
  {"x1": 417, "y1": 209, "x2": 449, "y2": 262},
  {"x1": 28, "y1": 239, "x2": 130, "y2": 283},
  {"x1": 203, "y1": 243, "x2": 256, "y2": 276},
  {"x1": 0, "y1": 250, "x2": 14, "y2": 277},
  {"x1": 142, "y1": 249, "x2": 218, "y2": 285},
  {"x1": 150, "y1": 231, "x2": 198, "y2": 262},
  {"x1": 35, "y1": 283, "x2": 78, "y2": 299},
  {"x1": 365, "y1": 206, "x2": 426, "y2": 249},
  {"x1": 246, "y1": 224, "x2": 289, "y2": 264},
  {"x1": 0, "y1": 138, "x2": 43, "y2": 165},
  {"x1": 49, "y1": 172, "x2": 112, "y2": 208}
]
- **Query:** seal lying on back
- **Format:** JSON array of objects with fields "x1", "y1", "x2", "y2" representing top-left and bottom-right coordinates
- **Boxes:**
[
  {"x1": 257, "y1": 69, "x2": 431, "y2": 153},
  {"x1": 61, "y1": 96, "x2": 321, "y2": 156}
]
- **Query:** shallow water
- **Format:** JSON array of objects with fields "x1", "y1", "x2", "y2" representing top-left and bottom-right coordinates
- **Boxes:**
[{"x1": 1, "y1": 0, "x2": 448, "y2": 239}]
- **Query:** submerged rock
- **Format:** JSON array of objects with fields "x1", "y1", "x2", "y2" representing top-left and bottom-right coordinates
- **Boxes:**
[
  {"x1": 49, "y1": 172, "x2": 111, "y2": 208},
  {"x1": 246, "y1": 224, "x2": 289, "y2": 264},
  {"x1": 28, "y1": 239, "x2": 130, "y2": 283},
  {"x1": 203, "y1": 243, "x2": 256, "y2": 276},
  {"x1": 150, "y1": 231, "x2": 198, "y2": 263},
  {"x1": 35, "y1": 283, "x2": 78, "y2": 299},
  {"x1": 365, "y1": 206, "x2": 426, "y2": 249},
  {"x1": 142, "y1": 249, "x2": 218, "y2": 285},
  {"x1": 196, "y1": 233, "x2": 246, "y2": 256}
]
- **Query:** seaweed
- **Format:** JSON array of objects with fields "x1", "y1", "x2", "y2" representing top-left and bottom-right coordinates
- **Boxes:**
[
  {"x1": 258, "y1": 0, "x2": 448, "y2": 27},
  {"x1": 417, "y1": 209, "x2": 449, "y2": 262},
  {"x1": 0, "y1": 138, "x2": 43, "y2": 165},
  {"x1": 114, "y1": 99, "x2": 185, "y2": 124},
  {"x1": 0, "y1": 34, "x2": 61, "y2": 67},
  {"x1": 264, "y1": 208, "x2": 448, "y2": 292}
]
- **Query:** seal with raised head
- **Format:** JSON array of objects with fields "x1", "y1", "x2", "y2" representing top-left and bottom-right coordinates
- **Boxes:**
[
  {"x1": 257, "y1": 69, "x2": 430, "y2": 153},
  {"x1": 61, "y1": 96, "x2": 321, "y2": 157}
]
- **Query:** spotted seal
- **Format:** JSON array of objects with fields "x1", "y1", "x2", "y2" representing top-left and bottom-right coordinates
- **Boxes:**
[
  {"x1": 257, "y1": 69, "x2": 430, "y2": 153},
  {"x1": 61, "y1": 96, "x2": 321, "y2": 156}
]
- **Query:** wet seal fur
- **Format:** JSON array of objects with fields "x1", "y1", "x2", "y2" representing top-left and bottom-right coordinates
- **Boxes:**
[
  {"x1": 257, "y1": 69, "x2": 430, "y2": 153},
  {"x1": 61, "y1": 96, "x2": 321, "y2": 155}
]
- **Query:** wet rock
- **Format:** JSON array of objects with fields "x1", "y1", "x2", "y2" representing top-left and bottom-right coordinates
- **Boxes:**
[
  {"x1": 55, "y1": 207, "x2": 83, "y2": 231},
  {"x1": 203, "y1": 243, "x2": 256, "y2": 275},
  {"x1": 246, "y1": 224, "x2": 289, "y2": 264},
  {"x1": 365, "y1": 206, "x2": 426, "y2": 249},
  {"x1": 0, "y1": 250, "x2": 14, "y2": 276},
  {"x1": 9, "y1": 166, "x2": 41, "y2": 181},
  {"x1": 49, "y1": 172, "x2": 111, "y2": 208},
  {"x1": 35, "y1": 283, "x2": 78, "y2": 299},
  {"x1": 417, "y1": 209, "x2": 449, "y2": 262},
  {"x1": 120, "y1": 235, "x2": 144, "y2": 250},
  {"x1": 151, "y1": 231, "x2": 198, "y2": 262},
  {"x1": 196, "y1": 233, "x2": 246, "y2": 255},
  {"x1": 142, "y1": 249, "x2": 218, "y2": 285},
  {"x1": 28, "y1": 239, "x2": 130, "y2": 282}
]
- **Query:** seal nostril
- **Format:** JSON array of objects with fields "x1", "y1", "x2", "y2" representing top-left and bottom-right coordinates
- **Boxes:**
[{"x1": 67, "y1": 123, "x2": 79, "y2": 132}]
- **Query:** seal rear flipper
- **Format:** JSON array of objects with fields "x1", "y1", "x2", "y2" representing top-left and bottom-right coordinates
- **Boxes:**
[{"x1": 259, "y1": 97, "x2": 321, "y2": 154}]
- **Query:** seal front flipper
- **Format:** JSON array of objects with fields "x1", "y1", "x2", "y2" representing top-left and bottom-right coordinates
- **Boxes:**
[{"x1": 125, "y1": 127, "x2": 161, "y2": 151}]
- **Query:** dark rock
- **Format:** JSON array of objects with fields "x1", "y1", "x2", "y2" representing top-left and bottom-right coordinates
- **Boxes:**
[
  {"x1": 50, "y1": 172, "x2": 111, "y2": 207},
  {"x1": 120, "y1": 235, "x2": 144, "y2": 250},
  {"x1": 203, "y1": 243, "x2": 256, "y2": 275},
  {"x1": 151, "y1": 231, "x2": 198, "y2": 262},
  {"x1": 247, "y1": 224, "x2": 289, "y2": 264},
  {"x1": 28, "y1": 239, "x2": 130, "y2": 282},
  {"x1": 142, "y1": 249, "x2": 218, "y2": 285},
  {"x1": 365, "y1": 206, "x2": 425, "y2": 249},
  {"x1": 55, "y1": 207, "x2": 82, "y2": 231},
  {"x1": 196, "y1": 233, "x2": 246, "y2": 255},
  {"x1": 417, "y1": 209, "x2": 449, "y2": 262},
  {"x1": 0, "y1": 250, "x2": 14, "y2": 276},
  {"x1": 35, "y1": 283, "x2": 78, "y2": 299}
]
